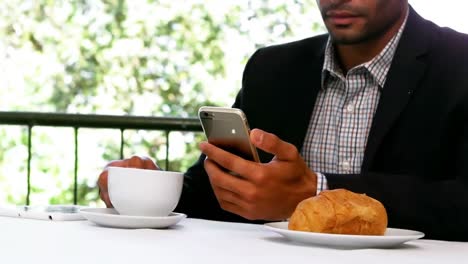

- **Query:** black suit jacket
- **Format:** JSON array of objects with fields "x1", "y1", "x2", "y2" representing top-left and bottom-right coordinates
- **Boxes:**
[{"x1": 176, "y1": 8, "x2": 468, "y2": 241}]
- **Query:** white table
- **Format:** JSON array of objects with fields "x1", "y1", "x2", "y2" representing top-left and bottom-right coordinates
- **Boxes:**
[{"x1": 0, "y1": 216, "x2": 466, "y2": 264}]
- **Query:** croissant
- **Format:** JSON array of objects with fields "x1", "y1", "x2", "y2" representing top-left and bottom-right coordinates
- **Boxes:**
[{"x1": 288, "y1": 189, "x2": 388, "y2": 235}]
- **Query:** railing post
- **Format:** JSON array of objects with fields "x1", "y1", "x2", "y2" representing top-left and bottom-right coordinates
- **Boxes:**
[
  {"x1": 26, "y1": 125, "x2": 32, "y2": 206},
  {"x1": 120, "y1": 128, "x2": 125, "y2": 159},
  {"x1": 165, "y1": 130, "x2": 170, "y2": 170},
  {"x1": 73, "y1": 127, "x2": 79, "y2": 205}
]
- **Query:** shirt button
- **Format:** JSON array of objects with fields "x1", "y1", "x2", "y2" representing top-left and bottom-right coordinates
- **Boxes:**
[
  {"x1": 341, "y1": 160, "x2": 352, "y2": 172},
  {"x1": 346, "y1": 104, "x2": 355, "y2": 113}
]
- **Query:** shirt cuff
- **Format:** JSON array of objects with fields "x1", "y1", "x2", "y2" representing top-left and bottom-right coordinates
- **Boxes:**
[{"x1": 316, "y1": 172, "x2": 329, "y2": 195}]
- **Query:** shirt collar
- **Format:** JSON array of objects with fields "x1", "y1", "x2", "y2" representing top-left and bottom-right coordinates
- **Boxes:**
[{"x1": 322, "y1": 10, "x2": 409, "y2": 89}]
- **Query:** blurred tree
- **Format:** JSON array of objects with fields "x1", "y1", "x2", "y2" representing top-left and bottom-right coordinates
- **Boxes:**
[{"x1": 0, "y1": 0, "x2": 323, "y2": 205}]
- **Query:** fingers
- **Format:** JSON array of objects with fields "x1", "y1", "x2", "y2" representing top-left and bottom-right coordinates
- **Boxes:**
[
  {"x1": 127, "y1": 155, "x2": 158, "y2": 169},
  {"x1": 97, "y1": 170, "x2": 113, "y2": 208},
  {"x1": 250, "y1": 129, "x2": 299, "y2": 161},
  {"x1": 104, "y1": 159, "x2": 127, "y2": 169},
  {"x1": 199, "y1": 142, "x2": 258, "y2": 178},
  {"x1": 204, "y1": 158, "x2": 252, "y2": 195},
  {"x1": 211, "y1": 185, "x2": 244, "y2": 206},
  {"x1": 104, "y1": 156, "x2": 159, "y2": 170},
  {"x1": 211, "y1": 188, "x2": 260, "y2": 221},
  {"x1": 210, "y1": 182, "x2": 257, "y2": 220},
  {"x1": 143, "y1": 157, "x2": 160, "y2": 170}
]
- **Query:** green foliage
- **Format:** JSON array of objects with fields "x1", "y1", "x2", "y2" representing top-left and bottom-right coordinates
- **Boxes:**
[{"x1": 0, "y1": 0, "x2": 324, "y2": 206}]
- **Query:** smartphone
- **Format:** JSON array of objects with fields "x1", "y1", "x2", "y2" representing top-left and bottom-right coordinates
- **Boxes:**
[
  {"x1": 0, "y1": 205, "x2": 85, "y2": 221},
  {"x1": 19, "y1": 205, "x2": 84, "y2": 221},
  {"x1": 198, "y1": 106, "x2": 260, "y2": 162}
]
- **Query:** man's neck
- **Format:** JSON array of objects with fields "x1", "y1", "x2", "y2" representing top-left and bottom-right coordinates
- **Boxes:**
[{"x1": 335, "y1": 7, "x2": 408, "y2": 73}]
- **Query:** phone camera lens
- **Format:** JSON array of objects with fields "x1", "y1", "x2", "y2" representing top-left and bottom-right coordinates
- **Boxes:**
[{"x1": 202, "y1": 112, "x2": 209, "y2": 117}]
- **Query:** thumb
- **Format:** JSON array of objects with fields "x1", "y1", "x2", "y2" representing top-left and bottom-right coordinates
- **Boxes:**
[{"x1": 250, "y1": 128, "x2": 298, "y2": 161}]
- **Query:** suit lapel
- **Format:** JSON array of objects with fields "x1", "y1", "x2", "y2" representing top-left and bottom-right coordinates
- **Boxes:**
[
  {"x1": 362, "y1": 8, "x2": 431, "y2": 173},
  {"x1": 274, "y1": 37, "x2": 327, "y2": 151},
  {"x1": 290, "y1": 52, "x2": 325, "y2": 151},
  {"x1": 256, "y1": 37, "x2": 327, "y2": 162}
]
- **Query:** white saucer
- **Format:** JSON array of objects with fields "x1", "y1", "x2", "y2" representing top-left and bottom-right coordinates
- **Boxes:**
[
  {"x1": 80, "y1": 208, "x2": 186, "y2": 229},
  {"x1": 264, "y1": 221, "x2": 424, "y2": 249}
]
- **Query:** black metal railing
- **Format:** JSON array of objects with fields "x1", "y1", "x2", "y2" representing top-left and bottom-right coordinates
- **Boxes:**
[{"x1": 0, "y1": 111, "x2": 202, "y2": 205}]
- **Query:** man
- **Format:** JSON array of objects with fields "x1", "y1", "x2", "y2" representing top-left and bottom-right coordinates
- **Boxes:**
[{"x1": 98, "y1": 0, "x2": 468, "y2": 241}]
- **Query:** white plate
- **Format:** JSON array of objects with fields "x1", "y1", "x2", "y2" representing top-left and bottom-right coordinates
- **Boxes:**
[
  {"x1": 80, "y1": 208, "x2": 186, "y2": 229},
  {"x1": 264, "y1": 222, "x2": 424, "y2": 249}
]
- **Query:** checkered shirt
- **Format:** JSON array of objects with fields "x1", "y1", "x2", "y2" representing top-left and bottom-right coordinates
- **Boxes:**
[{"x1": 301, "y1": 14, "x2": 408, "y2": 193}]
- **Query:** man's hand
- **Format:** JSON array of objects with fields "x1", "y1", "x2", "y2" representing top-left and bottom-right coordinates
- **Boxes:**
[
  {"x1": 200, "y1": 128, "x2": 317, "y2": 221},
  {"x1": 97, "y1": 155, "x2": 159, "y2": 207}
]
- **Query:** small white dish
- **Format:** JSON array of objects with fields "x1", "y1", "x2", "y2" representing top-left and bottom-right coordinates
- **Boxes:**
[
  {"x1": 264, "y1": 221, "x2": 424, "y2": 249},
  {"x1": 80, "y1": 208, "x2": 186, "y2": 229}
]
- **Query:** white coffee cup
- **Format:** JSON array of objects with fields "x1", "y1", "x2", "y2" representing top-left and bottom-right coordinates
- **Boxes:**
[{"x1": 107, "y1": 167, "x2": 183, "y2": 217}]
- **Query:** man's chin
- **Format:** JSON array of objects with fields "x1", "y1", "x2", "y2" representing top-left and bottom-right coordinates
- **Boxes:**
[{"x1": 330, "y1": 32, "x2": 370, "y2": 45}]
